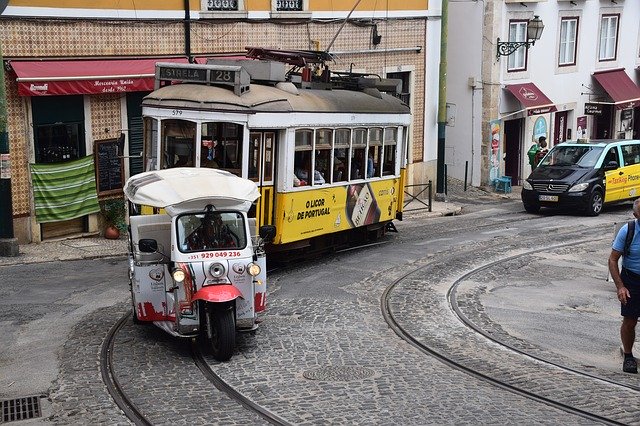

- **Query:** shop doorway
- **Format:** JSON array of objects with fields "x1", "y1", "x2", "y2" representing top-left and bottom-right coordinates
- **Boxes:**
[
  {"x1": 32, "y1": 95, "x2": 87, "y2": 239},
  {"x1": 591, "y1": 105, "x2": 613, "y2": 139},
  {"x1": 554, "y1": 111, "x2": 568, "y2": 145},
  {"x1": 504, "y1": 118, "x2": 523, "y2": 185}
]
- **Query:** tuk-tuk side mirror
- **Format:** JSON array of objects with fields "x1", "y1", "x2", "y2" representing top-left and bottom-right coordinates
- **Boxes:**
[
  {"x1": 604, "y1": 160, "x2": 619, "y2": 170},
  {"x1": 259, "y1": 225, "x2": 276, "y2": 242},
  {"x1": 139, "y1": 238, "x2": 158, "y2": 253}
]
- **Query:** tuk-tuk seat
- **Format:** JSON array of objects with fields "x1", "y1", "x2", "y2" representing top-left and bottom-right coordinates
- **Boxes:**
[{"x1": 130, "y1": 214, "x2": 171, "y2": 262}]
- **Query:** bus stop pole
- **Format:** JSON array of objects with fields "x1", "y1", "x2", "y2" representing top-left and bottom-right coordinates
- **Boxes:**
[{"x1": 0, "y1": 41, "x2": 19, "y2": 256}]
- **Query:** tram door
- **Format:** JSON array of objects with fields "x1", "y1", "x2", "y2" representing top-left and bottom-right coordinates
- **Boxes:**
[{"x1": 249, "y1": 131, "x2": 276, "y2": 227}]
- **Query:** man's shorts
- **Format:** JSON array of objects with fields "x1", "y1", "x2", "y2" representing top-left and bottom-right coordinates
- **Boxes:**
[{"x1": 621, "y1": 268, "x2": 640, "y2": 318}]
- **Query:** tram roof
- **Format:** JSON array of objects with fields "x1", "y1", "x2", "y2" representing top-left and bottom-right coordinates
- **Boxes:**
[{"x1": 142, "y1": 82, "x2": 411, "y2": 116}]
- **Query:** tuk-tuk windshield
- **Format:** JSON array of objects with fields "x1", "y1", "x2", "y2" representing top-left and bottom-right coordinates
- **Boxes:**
[
  {"x1": 538, "y1": 145, "x2": 604, "y2": 168},
  {"x1": 177, "y1": 211, "x2": 246, "y2": 252}
]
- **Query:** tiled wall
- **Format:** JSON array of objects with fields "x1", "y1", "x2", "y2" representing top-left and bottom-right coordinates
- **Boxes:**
[{"x1": 2, "y1": 17, "x2": 426, "y2": 217}]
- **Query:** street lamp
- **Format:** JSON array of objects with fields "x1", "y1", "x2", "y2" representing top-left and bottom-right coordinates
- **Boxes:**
[{"x1": 496, "y1": 15, "x2": 544, "y2": 59}]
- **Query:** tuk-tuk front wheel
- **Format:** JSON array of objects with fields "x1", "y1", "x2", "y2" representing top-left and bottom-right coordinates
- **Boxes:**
[{"x1": 205, "y1": 303, "x2": 236, "y2": 362}]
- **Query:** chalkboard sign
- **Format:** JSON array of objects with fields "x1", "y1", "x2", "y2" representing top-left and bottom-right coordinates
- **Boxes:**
[{"x1": 95, "y1": 137, "x2": 124, "y2": 196}]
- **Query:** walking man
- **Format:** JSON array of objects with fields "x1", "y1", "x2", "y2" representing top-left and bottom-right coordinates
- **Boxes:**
[{"x1": 608, "y1": 198, "x2": 640, "y2": 373}]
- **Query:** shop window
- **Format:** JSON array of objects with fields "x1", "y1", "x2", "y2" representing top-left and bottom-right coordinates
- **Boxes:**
[
  {"x1": 382, "y1": 127, "x2": 397, "y2": 176},
  {"x1": 34, "y1": 123, "x2": 83, "y2": 164},
  {"x1": 333, "y1": 129, "x2": 350, "y2": 183},
  {"x1": 161, "y1": 119, "x2": 196, "y2": 169},
  {"x1": 599, "y1": 14, "x2": 619, "y2": 61},
  {"x1": 351, "y1": 128, "x2": 367, "y2": 180},
  {"x1": 294, "y1": 129, "x2": 312, "y2": 186},
  {"x1": 507, "y1": 20, "x2": 528, "y2": 72},
  {"x1": 368, "y1": 127, "x2": 382, "y2": 178},
  {"x1": 200, "y1": 122, "x2": 243, "y2": 176}
]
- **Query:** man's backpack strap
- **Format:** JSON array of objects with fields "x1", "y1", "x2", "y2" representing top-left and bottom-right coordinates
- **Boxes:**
[{"x1": 624, "y1": 220, "x2": 636, "y2": 256}]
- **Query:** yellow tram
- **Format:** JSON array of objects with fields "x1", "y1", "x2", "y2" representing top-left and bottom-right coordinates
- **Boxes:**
[{"x1": 138, "y1": 49, "x2": 411, "y2": 254}]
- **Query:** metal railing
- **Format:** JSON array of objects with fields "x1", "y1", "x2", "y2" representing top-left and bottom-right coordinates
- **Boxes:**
[{"x1": 403, "y1": 180, "x2": 432, "y2": 212}]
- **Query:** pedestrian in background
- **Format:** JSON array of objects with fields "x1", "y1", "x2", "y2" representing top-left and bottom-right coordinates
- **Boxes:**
[
  {"x1": 527, "y1": 136, "x2": 546, "y2": 169},
  {"x1": 534, "y1": 138, "x2": 548, "y2": 167},
  {"x1": 608, "y1": 198, "x2": 640, "y2": 373}
]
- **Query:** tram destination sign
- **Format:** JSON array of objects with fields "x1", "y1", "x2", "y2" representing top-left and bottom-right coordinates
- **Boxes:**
[
  {"x1": 155, "y1": 63, "x2": 250, "y2": 95},
  {"x1": 158, "y1": 65, "x2": 207, "y2": 83}
]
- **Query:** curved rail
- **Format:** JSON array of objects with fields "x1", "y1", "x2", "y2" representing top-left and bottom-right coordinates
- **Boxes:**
[
  {"x1": 448, "y1": 238, "x2": 640, "y2": 394},
  {"x1": 190, "y1": 340, "x2": 292, "y2": 426},
  {"x1": 380, "y1": 236, "x2": 627, "y2": 426},
  {"x1": 100, "y1": 311, "x2": 153, "y2": 426}
]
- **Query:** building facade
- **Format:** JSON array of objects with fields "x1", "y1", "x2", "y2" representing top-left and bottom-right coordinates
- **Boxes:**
[
  {"x1": 447, "y1": 0, "x2": 640, "y2": 188},
  {"x1": 1, "y1": 0, "x2": 442, "y2": 243}
]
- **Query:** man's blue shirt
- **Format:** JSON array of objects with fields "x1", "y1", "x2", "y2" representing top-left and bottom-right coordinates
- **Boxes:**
[{"x1": 613, "y1": 219, "x2": 640, "y2": 273}]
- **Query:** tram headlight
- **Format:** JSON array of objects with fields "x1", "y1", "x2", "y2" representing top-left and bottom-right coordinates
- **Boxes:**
[
  {"x1": 172, "y1": 268, "x2": 186, "y2": 283},
  {"x1": 247, "y1": 262, "x2": 261, "y2": 277},
  {"x1": 209, "y1": 262, "x2": 226, "y2": 278}
]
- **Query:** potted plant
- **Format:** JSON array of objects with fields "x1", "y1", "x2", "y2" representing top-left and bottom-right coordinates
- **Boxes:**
[{"x1": 100, "y1": 198, "x2": 127, "y2": 239}]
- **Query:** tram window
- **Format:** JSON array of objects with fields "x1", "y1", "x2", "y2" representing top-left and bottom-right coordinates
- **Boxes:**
[
  {"x1": 351, "y1": 128, "x2": 367, "y2": 180},
  {"x1": 248, "y1": 133, "x2": 261, "y2": 181},
  {"x1": 368, "y1": 127, "x2": 383, "y2": 178},
  {"x1": 144, "y1": 117, "x2": 158, "y2": 171},
  {"x1": 333, "y1": 129, "x2": 350, "y2": 183},
  {"x1": 200, "y1": 122, "x2": 243, "y2": 176},
  {"x1": 293, "y1": 150, "x2": 311, "y2": 186},
  {"x1": 161, "y1": 119, "x2": 196, "y2": 169},
  {"x1": 263, "y1": 132, "x2": 274, "y2": 182},
  {"x1": 314, "y1": 129, "x2": 332, "y2": 185},
  {"x1": 383, "y1": 127, "x2": 398, "y2": 176},
  {"x1": 294, "y1": 130, "x2": 313, "y2": 186}
]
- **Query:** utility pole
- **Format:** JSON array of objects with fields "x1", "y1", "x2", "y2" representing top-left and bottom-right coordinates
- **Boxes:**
[
  {"x1": 435, "y1": 0, "x2": 448, "y2": 200},
  {"x1": 0, "y1": 39, "x2": 19, "y2": 256}
]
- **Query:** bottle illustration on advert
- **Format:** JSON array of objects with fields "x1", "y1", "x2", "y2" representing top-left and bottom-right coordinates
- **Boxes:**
[{"x1": 346, "y1": 183, "x2": 381, "y2": 228}]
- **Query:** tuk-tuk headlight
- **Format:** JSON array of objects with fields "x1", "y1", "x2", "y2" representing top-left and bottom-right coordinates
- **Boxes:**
[
  {"x1": 247, "y1": 263, "x2": 261, "y2": 277},
  {"x1": 209, "y1": 262, "x2": 226, "y2": 278},
  {"x1": 522, "y1": 180, "x2": 533, "y2": 190},
  {"x1": 172, "y1": 268, "x2": 186, "y2": 283},
  {"x1": 568, "y1": 182, "x2": 589, "y2": 192}
]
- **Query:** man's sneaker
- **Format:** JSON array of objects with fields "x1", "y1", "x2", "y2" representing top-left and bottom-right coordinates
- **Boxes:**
[{"x1": 623, "y1": 357, "x2": 638, "y2": 374}]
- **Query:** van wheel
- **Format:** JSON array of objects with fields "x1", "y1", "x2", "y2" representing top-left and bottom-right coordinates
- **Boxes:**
[
  {"x1": 523, "y1": 202, "x2": 540, "y2": 214},
  {"x1": 586, "y1": 189, "x2": 603, "y2": 216}
]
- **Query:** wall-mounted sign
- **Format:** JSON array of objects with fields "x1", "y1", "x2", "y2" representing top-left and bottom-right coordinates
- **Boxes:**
[
  {"x1": 585, "y1": 103, "x2": 604, "y2": 115},
  {"x1": 621, "y1": 109, "x2": 633, "y2": 121}
]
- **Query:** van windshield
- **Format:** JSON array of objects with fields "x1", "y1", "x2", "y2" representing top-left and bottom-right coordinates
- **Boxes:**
[
  {"x1": 538, "y1": 145, "x2": 604, "y2": 168},
  {"x1": 177, "y1": 211, "x2": 246, "y2": 252}
]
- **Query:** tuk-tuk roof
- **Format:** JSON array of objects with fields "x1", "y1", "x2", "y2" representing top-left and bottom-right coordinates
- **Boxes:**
[{"x1": 124, "y1": 168, "x2": 260, "y2": 215}]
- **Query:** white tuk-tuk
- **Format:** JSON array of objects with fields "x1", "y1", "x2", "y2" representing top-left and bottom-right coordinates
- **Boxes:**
[{"x1": 124, "y1": 168, "x2": 275, "y2": 361}]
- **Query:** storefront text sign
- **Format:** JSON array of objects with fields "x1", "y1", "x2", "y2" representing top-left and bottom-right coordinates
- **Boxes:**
[{"x1": 585, "y1": 103, "x2": 604, "y2": 115}]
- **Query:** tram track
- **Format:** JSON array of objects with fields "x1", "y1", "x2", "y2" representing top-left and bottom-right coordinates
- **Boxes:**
[
  {"x1": 191, "y1": 341, "x2": 292, "y2": 426},
  {"x1": 381, "y1": 225, "x2": 637, "y2": 426},
  {"x1": 101, "y1": 310, "x2": 292, "y2": 425},
  {"x1": 448, "y1": 239, "x2": 640, "y2": 394},
  {"x1": 100, "y1": 311, "x2": 153, "y2": 426}
]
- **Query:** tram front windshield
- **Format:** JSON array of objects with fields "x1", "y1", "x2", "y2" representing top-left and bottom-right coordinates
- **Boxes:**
[{"x1": 177, "y1": 211, "x2": 246, "y2": 252}]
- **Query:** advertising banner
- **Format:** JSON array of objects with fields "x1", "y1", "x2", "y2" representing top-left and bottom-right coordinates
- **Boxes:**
[{"x1": 489, "y1": 120, "x2": 501, "y2": 183}]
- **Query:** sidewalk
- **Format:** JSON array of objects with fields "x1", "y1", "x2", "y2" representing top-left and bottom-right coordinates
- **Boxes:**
[{"x1": 0, "y1": 182, "x2": 518, "y2": 267}]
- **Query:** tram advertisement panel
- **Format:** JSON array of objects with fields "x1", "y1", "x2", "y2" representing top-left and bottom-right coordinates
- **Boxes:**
[{"x1": 275, "y1": 179, "x2": 399, "y2": 244}]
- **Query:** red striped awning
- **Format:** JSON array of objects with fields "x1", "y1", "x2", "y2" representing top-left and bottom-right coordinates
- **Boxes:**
[
  {"x1": 592, "y1": 68, "x2": 640, "y2": 109},
  {"x1": 10, "y1": 58, "x2": 190, "y2": 96},
  {"x1": 504, "y1": 83, "x2": 557, "y2": 116}
]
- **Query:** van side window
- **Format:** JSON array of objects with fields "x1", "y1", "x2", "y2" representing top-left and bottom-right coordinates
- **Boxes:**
[
  {"x1": 604, "y1": 148, "x2": 619, "y2": 167},
  {"x1": 621, "y1": 144, "x2": 640, "y2": 166}
]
